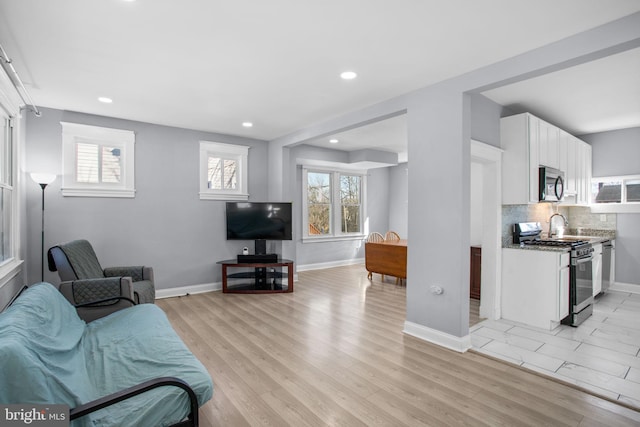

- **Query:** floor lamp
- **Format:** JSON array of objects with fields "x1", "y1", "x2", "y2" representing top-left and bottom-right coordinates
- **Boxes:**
[{"x1": 30, "y1": 173, "x2": 56, "y2": 282}]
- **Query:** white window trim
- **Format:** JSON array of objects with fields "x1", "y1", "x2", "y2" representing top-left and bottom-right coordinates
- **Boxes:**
[
  {"x1": 0, "y1": 67, "x2": 23, "y2": 284},
  {"x1": 61, "y1": 122, "x2": 135, "y2": 198},
  {"x1": 590, "y1": 174, "x2": 640, "y2": 213},
  {"x1": 199, "y1": 141, "x2": 249, "y2": 201},
  {"x1": 302, "y1": 168, "x2": 367, "y2": 242}
]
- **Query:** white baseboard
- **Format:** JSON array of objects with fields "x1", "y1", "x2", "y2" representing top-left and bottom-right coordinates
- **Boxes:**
[
  {"x1": 609, "y1": 282, "x2": 640, "y2": 294},
  {"x1": 156, "y1": 282, "x2": 221, "y2": 299},
  {"x1": 403, "y1": 321, "x2": 471, "y2": 353},
  {"x1": 297, "y1": 258, "x2": 364, "y2": 272}
]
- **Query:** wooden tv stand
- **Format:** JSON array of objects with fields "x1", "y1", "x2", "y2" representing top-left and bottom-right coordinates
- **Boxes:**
[{"x1": 218, "y1": 259, "x2": 294, "y2": 293}]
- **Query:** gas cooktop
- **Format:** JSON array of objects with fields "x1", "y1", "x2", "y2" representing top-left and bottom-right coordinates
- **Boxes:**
[
  {"x1": 513, "y1": 222, "x2": 592, "y2": 251},
  {"x1": 522, "y1": 239, "x2": 589, "y2": 248}
]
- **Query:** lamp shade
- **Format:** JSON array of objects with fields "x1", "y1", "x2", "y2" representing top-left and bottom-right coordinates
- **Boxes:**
[{"x1": 30, "y1": 173, "x2": 56, "y2": 185}]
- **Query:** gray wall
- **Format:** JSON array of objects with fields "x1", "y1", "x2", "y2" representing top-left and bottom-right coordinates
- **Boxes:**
[
  {"x1": 388, "y1": 162, "x2": 408, "y2": 238},
  {"x1": 581, "y1": 127, "x2": 640, "y2": 177},
  {"x1": 24, "y1": 108, "x2": 270, "y2": 290},
  {"x1": 470, "y1": 93, "x2": 511, "y2": 147},
  {"x1": 581, "y1": 127, "x2": 640, "y2": 286}
]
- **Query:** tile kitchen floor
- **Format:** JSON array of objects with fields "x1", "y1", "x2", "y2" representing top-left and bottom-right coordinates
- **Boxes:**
[{"x1": 470, "y1": 290, "x2": 640, "y2": 409}]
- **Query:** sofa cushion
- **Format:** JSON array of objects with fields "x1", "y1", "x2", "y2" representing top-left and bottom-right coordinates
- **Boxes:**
[
  {"x1": 0, "y1": 282, "x2": 89, "y2": 406},
  {"x1": 80, "y1": 302, "x2": 213, "y2": 426},
  {"x1": 0, "y1": 283, "x2": 213, "y2": 427}
]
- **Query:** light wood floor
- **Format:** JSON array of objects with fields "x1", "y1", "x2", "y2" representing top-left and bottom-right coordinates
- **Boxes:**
[{"x1": 157, "y1": 265, "x2": 640, "y2": 426}]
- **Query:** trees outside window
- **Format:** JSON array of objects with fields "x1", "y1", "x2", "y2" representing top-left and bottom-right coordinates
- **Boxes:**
[{"x1": 303, "y1": 169, "x2": 364, "y2": 239}]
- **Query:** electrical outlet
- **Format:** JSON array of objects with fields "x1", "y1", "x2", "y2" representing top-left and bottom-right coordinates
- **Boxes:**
[{"x1": 600, "y1": 214, "x2": 607, "y2": 222}]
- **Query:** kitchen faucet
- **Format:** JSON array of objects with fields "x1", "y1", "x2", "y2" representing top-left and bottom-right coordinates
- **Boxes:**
[{"x1": 548, "y1": 213, "x2": 569, "y2": 238}]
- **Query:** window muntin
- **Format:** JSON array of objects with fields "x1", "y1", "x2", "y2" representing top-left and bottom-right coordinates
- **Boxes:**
[
  {"x1": 592, "y1": 175, "x2": 640, "y2": 204},
  {"x1": 340, "y1": 175, "x2": 361, "y2": 233},
  {"x1": 199, "y1": 141, "x2": 248, "y2": 200},
  {"x1": 307, "y1": 172, "x2": 331, "y2": 235},
  {"x1": 0, "y1": 187, "x2": 10, "y2": 262},
  {"x1": 303, "y1": 169, "x2": 365, "y2": 239},
  {"x1": 625, "y1": 180, "x2": 640, "y2": 202},
  {"x1": 208, "y1": 156, "x2": 237, "y2": 190},
  {"x1": 592, "y1": 180, "x2": 621, "y2": 203},
  {"x1": 61, "y1": 122, "x2": 135, "y2": 198},
  {"x1": 75, "y1": 142, "x2": 122, "y2": 184},
  {"x1": 0, "y1": 116, "x2": 11, "y2": 187},
  {"x1": 0, "y1": 115, "x2": 12, "y2": 262}
]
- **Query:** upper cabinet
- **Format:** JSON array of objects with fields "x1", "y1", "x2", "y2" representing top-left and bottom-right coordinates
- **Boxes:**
[
  {"x1": 576, "y1": 142, "x2": 592, "y2": 206},
  {"x1": 501, "y1": 113, "x2": 539, "y2": 204},
  {"x1": 538, "y1": 119, "x2": 560, "y2": 170},
  {"x1": 501, "y1": 112, "x2": 592, "y2": 205},
  {"x1": 559, "y1": 131, "x2": 576, "y2": 196}
]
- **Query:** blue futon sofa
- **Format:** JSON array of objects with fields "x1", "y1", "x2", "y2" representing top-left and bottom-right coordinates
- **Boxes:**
[{"x1": 0, "y1": 283, "x2": 213, "y2": 427}]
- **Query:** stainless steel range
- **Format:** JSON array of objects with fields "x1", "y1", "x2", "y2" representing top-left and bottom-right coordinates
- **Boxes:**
[{"x1": 513, "y1": 222, "x2": 594, "y2": 326}]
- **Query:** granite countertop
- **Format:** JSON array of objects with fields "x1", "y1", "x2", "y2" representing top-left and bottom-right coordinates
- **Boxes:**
[
  {"x1": 503, "y1": 243, "x2": 570, "y2": 252},
  {"x1": 564, "y1": 228, "x2": 616, "y2": 239},
  {"x1": 503, "y1": 229, "x2": 616, "y2": 252}
]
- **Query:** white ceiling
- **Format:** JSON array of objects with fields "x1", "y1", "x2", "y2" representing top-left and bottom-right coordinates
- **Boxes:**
[
  {"x1": 482, "y1": 47, "x2": 640, "y2": 136},
  {"x1": 1, "y1": 1, "x2": 639, "y2": 155}
]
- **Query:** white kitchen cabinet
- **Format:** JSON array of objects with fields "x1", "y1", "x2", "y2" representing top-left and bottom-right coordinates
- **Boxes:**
[
  {"x1": 583, "y1": 143, "x2": 592, "y2": 205},
  {"x1": 559, "y1": 131, "x2": 578, "y2": 197},
  {"x1": 610, "y1": 240, "x2": 616, "y2": 288},
  {"x1": 575, "y1": 140, "x2": 593, "y2": 205},
  {"x1": 502, "y1": 248, "x2": 570, "y2": 330},
  {"x1": 538, "y1": 119, "x2": 560, "y2": 169},
  {"x1": 501, "y1": 113, "x2": 539, "y2": 204},
  {"x1": 592, "y1": 243, "x2": 602, "y2": 296},
  {"x1": 502, "y1": 113, "x2": 591, "y2": 205}
]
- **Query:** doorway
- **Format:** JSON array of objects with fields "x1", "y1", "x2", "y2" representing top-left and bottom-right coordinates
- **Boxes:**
[{"x1": 470, "y1": 140, "x2": 503, "y2": 322}]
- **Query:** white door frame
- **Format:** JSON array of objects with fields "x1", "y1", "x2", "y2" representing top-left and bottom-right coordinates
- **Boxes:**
[{"x1": 471, "y1": 140, "x2": 503, "y2": 320}]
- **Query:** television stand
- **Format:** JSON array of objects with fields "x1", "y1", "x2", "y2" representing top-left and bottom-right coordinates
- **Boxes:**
[{"x1": 217, "y1": 258, "x2": 294, "y2": 293}]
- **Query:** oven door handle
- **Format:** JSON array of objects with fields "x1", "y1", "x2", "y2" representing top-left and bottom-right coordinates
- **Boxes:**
[{"x1": 573, "y1": 256, "x2": 593, "y2": 265}]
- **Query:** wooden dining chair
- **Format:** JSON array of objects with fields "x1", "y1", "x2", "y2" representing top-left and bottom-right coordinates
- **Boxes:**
[
  {"x1": 366, "y1": 232, "x2": 385, "y2": 280},
  {"x1": 384, "y1": 231, "x2": 401, "y2": 241},
  {"x1": 367, "y1": 232, "x2": 384, "y2": 243}
]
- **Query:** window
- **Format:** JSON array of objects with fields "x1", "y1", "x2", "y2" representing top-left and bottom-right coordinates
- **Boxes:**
[
  {"x1": 199, "y1": 141, "x2": 249, "y2": 200},
  {"x1": 303, "y1": 168, "x2": 365, "y2": 240},
  {"x1": 0, "y1": 65, "x2": 22, "y2": 280},
  {"x1": 591, "y1": 175, "x2": 640, "y2": 213},
  {"x1": 0, "y1": 114, "x2": 13, "y2": 262},
  {"x1": 61, "y1": 122, "x2": 135, "y2": 197}
]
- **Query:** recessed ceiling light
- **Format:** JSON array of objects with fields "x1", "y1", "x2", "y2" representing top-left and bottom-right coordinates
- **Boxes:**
[
  {"x1": 98, "y1": 97, "x2": 113, "y2": 104},
  {"x1": 340, "y1": 71, "x2": 357, "y2": 80},
  {"x1": 329, "y1": 139, "x2": 339, "y2": 144},
  {"x1": 242, "y1": 122, "x2": 253, "y2": 128}
]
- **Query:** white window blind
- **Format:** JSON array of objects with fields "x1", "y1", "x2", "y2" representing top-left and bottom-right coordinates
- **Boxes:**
[
  {"x1": 199, "y1": 141, "x2": 248, "y2": 200},
  {"x1": 61, "y1": 122, "x2": 135, "y2": 198}
]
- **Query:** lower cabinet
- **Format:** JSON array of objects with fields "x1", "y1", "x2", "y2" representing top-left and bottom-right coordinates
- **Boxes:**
[
  {"x1": 592, "y1": 243, "x2": 603, "y2": 296},
  {"x1": 470, "y1": 246, "x2": 481, "y2": 299},
  {"x1": 502, "y1": 248, "x2": 570, "y2": 330}
]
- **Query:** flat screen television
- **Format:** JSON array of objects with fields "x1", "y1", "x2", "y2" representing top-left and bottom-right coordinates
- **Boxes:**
[{"x1": 226, "y1": 202, "x2": 293, "y2": 241}]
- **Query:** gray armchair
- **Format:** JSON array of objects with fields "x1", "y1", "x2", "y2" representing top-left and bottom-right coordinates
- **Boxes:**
[{"x1": 48, "y1": 239, "x2": 155, "y2": 322}]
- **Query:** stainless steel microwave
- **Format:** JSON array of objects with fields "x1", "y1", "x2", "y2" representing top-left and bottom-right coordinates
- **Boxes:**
[{"x1": 539, "y1": 167, "x2": 565, "y2": 202}]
